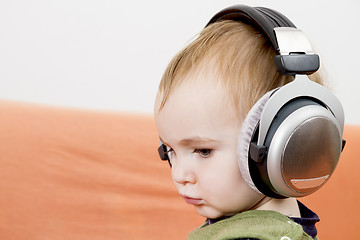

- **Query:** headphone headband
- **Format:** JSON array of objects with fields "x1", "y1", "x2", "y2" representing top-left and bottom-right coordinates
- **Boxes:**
[
  {"x1": 205, "y1": 5, "x2": 319, "y2": 76},
  {"x1": 205, "y1": 5, "x2": 295, "y2": 51}
]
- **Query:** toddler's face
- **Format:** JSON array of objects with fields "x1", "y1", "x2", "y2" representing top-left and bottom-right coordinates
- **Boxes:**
[{"x1": 154, "y1": 74, "x2": 263, "y2": 219}]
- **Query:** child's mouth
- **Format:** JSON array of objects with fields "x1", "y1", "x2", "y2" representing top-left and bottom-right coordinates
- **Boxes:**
[{"x1": 182, "y1": 195, "x2": 204, "y2": 205}]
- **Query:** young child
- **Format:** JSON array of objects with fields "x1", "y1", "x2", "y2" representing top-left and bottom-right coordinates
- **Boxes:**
[{"x1": 154, "y1": 5, "x2": 339, "y2": 240}]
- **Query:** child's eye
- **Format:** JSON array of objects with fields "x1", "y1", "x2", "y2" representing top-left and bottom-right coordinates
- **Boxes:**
[{"x1": 194, "y1": 149, "x2": 213, "y2": 158}]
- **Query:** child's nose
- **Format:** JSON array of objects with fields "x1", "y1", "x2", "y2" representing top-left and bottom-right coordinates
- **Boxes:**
[{"x1": 171, "y1": 156, "x2": 196, "y2": 185}]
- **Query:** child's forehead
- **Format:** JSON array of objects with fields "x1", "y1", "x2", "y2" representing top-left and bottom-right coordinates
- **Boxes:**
[
  {"x1": 161, "y1": 65, "x2": 240, "y2": 108},
  {"x1": 155, "y1": 80, "x2": 241, "y2": 146},
  {"x1": 157, "y1": 75, "x2": 238, "y2": 123}
]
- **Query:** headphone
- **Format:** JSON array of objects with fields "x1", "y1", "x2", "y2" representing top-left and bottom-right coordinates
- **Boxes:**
[{"x1": 158, "y1": 5, "x2": 345, "y2": 199}]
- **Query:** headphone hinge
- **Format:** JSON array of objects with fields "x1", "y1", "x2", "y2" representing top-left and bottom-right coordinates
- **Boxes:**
[
  {"x1": 341, "y1": 139, "x2": 346, "y2": 152},
  {"x1": 250, "y1": 142, "x2": 267, "y2": 163}
]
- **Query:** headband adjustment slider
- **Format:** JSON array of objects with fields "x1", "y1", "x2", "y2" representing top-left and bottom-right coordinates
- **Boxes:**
[{"x1": 274, "y1": 28, "x2": 319, "y2": 75}]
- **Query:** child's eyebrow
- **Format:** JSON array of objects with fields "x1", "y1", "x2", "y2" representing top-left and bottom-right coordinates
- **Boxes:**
[{"x1": 179, "y1": 137, "x2": 219, "y2": 146}]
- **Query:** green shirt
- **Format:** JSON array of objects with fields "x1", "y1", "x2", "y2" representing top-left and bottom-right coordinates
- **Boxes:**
[{"x1": 188, "y1": 210, "x2": 317, "y2": 240}]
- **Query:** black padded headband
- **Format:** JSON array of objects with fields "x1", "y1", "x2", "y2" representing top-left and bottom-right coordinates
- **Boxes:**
[
  {"x1": 205, "y1": 5, "x2": 319, "y2": 75},
  {"x1": 205, "y1": 5, "x2": 295, "y2": 53}
]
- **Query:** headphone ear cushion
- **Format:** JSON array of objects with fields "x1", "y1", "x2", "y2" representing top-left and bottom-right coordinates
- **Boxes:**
[{"x1": 237, "y1": 89, "x2": 276, "y2": 194}]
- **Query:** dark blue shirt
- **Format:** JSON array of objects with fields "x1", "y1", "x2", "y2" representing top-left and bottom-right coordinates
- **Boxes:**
[{"x1": 289, "y1": 201, "x2": 320, "y2": 239}]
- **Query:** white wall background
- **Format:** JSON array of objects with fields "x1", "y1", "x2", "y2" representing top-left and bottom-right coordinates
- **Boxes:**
[{"x1": 1, "y1": 0, "x2": 359, "y2": 124}]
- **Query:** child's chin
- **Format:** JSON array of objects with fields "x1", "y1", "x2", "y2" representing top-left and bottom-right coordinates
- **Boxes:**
[{"x1": 195, "y1": 205, "x2": 223, "y2": 219}]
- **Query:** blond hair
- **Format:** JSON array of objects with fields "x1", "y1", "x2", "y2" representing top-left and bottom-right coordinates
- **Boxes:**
[{"x1": 158, "y1": 20, "x2": 323, "y2": 120}]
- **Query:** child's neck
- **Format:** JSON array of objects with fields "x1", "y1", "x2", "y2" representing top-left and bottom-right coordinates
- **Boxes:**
[{"x1": 251, "y1": 197, "x2": 301, "y2": 218}]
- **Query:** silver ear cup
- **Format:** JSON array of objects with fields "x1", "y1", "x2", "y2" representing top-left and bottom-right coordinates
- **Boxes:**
[
  {"x1": 246, "y1": 75, "x2": 345, "y2": 199},
  {"x1": 239, "y1": 75, "x2": 344, "y2": 198},
  {"x1": 267, "y1": 105, "x2": 342, "y2": 197}
]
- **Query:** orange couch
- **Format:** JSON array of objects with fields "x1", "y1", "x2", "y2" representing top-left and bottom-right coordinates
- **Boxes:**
[{"x1": 0, "y1": 100, "x2": 358, "y2": 239}]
